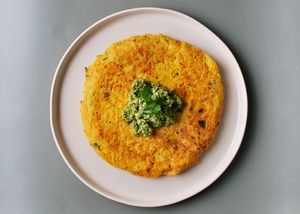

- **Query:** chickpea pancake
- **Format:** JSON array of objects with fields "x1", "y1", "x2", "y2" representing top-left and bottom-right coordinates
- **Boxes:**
[{"x1": 80, "y1": 34, "x2": 223, "y2": 178}]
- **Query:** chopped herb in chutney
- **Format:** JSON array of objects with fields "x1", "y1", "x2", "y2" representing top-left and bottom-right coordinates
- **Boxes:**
[{"x1": 122, "y1": 79, "x2": 183, "y2": 136}]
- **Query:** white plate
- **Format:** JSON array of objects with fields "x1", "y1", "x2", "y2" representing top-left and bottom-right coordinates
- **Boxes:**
[{"x1": 50, "y1": 7, "x2": 247, "y2": 207}]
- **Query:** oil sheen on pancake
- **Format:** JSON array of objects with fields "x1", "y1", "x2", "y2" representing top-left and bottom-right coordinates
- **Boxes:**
[{"x1": 80, "y1": 34, "x2": 223, "y2": 178}]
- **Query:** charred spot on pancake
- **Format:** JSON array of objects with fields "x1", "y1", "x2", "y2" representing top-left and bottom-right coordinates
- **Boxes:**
[
  {"x1": 198, "y1": 120, "x2": 206, "y2": 128},
  {"x1": 198, "y1": 108, "x2": 204, "y2": 114},
  {"x1": 103, "y1": 91, "x2": 110, "y2": 99},
  {"x1": 93, "y1": 143, "x2": 100, "y2": 149}
]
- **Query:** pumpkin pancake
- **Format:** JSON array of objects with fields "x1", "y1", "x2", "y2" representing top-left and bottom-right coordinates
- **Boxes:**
[{"x1": 80, "y1": 34, "x2": 223, "y2": 177}]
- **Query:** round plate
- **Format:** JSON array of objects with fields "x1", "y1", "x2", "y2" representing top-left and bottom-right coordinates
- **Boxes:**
[{"x1": 50, "y1": 7, "x2": 247, "y2": 207}]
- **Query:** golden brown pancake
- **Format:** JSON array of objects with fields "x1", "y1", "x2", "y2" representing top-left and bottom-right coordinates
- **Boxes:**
[{"x1": 80, "y1": 34, "x2": 223, "y2": 177}]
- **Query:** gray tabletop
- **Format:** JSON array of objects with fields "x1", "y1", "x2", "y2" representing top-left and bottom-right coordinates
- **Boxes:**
[{"x1": 1, "y1": 0, "x2": 300, "y2": 213}]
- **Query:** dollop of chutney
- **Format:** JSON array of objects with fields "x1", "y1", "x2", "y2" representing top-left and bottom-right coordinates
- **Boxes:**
[{"x1": 122, "y1": 79, "x2": 183, "y2": 136}]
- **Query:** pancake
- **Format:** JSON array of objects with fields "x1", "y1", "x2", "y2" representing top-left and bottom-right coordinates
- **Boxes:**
[{"x1": 80, "y1": 34, "x2": 223, "y2": 177}]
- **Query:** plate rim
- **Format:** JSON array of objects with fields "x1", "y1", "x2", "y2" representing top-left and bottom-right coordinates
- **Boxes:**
[{"x1": 50, "y1": 7, "x2": 248, "y2": 207}]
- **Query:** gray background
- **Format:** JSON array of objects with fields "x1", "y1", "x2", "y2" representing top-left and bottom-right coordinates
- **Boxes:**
[{"x1": 1, "y1": 0, "x2": 299, "y2": 213}]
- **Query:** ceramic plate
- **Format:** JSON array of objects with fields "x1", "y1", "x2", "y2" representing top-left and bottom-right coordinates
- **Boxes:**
[{"x1": 50, "y1": 7, "x2": 247, "y2": 207}]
